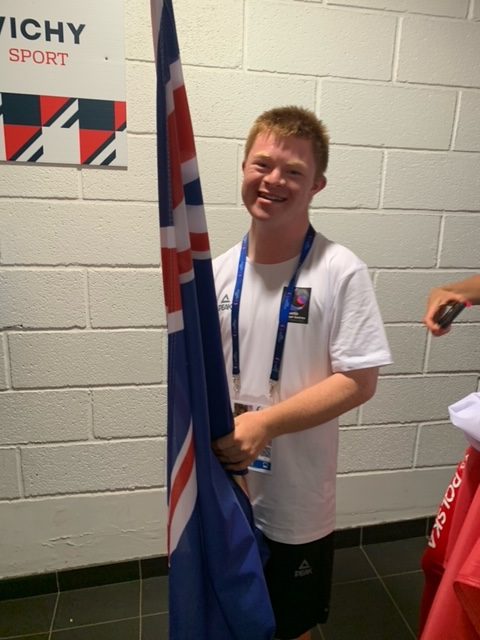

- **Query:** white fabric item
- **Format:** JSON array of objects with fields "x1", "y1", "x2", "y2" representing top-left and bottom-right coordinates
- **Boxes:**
[
  {"x1": 213, "y1": 232, "x2": 392, "y2": 544},
  {"x1": 448, "y1": 392, "x2": 480, "y2": 452}
]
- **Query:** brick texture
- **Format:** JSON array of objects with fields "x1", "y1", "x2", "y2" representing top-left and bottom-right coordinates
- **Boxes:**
[
  {"x1": 0, "y1": 449, "x2": 20, "y2": 499},
  {"x1": 398, "y1": 18, "x2": 480, "y2": 87},
  {"x1": 0, "y1": 391, "x2": 90, "y2": 445},
  {"x1": 328, "y1": 0, "x2": 469, "y2": 18}
]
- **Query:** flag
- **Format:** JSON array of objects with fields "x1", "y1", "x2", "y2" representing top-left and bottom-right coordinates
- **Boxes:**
[
  {"x1": 420, "y1": 446, "x2": 480, "y2": 639},
  {"x1": 150, "y1": 2, "x2": 275, "y2": 639},
  {"x1": 419, "y1": 451, "x2": 467, "y2": 633}
]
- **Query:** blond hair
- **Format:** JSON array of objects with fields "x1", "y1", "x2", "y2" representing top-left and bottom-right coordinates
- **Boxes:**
[{"x1": 244, "y1": 106, "x2": 329, "y2": 178}]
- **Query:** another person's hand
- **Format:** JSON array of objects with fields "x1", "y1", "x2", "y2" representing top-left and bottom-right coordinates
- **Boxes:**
[
  {"x1": 423, "y1": 287, "x2": 467, "y2": 336},
  {"x1": 212, "y1": 410, "x2": 270, "y2": 472}
]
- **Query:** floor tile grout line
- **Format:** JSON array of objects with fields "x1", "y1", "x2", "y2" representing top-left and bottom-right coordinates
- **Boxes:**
[
  {"x1": 16, "y1": 609, "x2": 168, "y2": 638},
  {"x1": 0, "y1": 578, "x2": 143, "y2": 602},
  {"x1": 0, "y1": 610, "x2": 168, "y2": 639},
  {"x1": 376, "y1": 568, "x2": 423, "y2": 578},
  {"x1": 334, "y1": 575, "x2": 388, "y2": 586},
  {"x1": 46, "y1": 614, "x2": 140, "y2": 634},
  {"x1": 1, "y1": 631, "x2": 52, "y2": 640},
  {"x1": 139, "y1": 560, "x2": 143, "y2": 640},
  {"x1": 360, "y1": 546, "x2": 417, "y2": 639},
  {"x1": 48, "y1": 589, "x2": 60, "y2": 640},
  {"x1": 376, "y1": 575, "x2": 417, "y2": 640},
  {"x1": 334, "y1": 567, "x2": 423, "y2": 586}
]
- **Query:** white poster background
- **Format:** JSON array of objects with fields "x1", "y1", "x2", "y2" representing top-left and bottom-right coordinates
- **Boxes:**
[{"x1": 0, "y1": 0, "x2": 126, "y2": 101}]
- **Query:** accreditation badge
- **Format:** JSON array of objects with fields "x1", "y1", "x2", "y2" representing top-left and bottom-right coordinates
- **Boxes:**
[{"x1": 233, "y1": 398, "x2": 273, "y2": 474}]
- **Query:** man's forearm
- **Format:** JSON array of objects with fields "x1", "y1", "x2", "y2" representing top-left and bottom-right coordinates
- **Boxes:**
[
  {"x1": 213, "y1": 367, "x2": 379, "y2": 471},
  {"x1": 264, "y1": 367, "x2": 379, "y2": 439},
  {"x1": 444, "y1": 275, "x2": 480, "y2": 305}
]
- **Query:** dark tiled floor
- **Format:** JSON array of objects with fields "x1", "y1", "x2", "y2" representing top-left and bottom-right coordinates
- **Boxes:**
[{"x1": 0, "y1": 537, "x2": 426, "y2": 639}]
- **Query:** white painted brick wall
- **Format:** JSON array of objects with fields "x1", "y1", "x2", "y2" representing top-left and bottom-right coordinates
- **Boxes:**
[
  {"x1": 205, "y1": 208, "x2": 250, "y2": 257},
  {"x1": 93, "y1": 387, "x2": 167, "y2": 439},
  {"x1": 428, "y1": 327, "x2": 480, "y2": 372},
  {"x1": 376, "y1": 271, "x2": 480, "y2": 323},
  {"x1": 1, "y1": 491, "x2": 167, "y2": 579},
  {"x1": 340, "y1": 407, "x2": 358, "y2": 427},
  {"x1": 397, "y1": 17, "x2": 480, "y2": 87},
  {"x1": 320, "y1": 81, "x2": 456, "y2": 150},
  {"x1": 81, "y1": 137, "x2": 158, "y2": 201},
  {"x1": 195, "y1": 139, "x2": 239, "y2": 205},
  {"x1": 310, "y1": 212, "x2": 440, "y2": 267},
  {"x1": 0, "y1": 165, "x2": 79, "y2": 198},
  {"x1": 1, "y1": 0, "x2": 479, "y2": 578},
  {"x1": 363, "y1": 375, "x2": 478, "y2": 424},
  {"x1": 175, "y1": 0, "x2": 244, "y2": 68},
  {"x1": 0, "y1": 202, "x2": 160, "y2": 266},
  {"x1": 336, "y1": 467, "x2": 457, "y2": 528},
  {"x1": 312, "y1": 147, "x2": 383, "y2": 209},
  {"x1": 9, "y1": 331, "x2": 165, "y2": 388},
  {"x1": 124, "y1": 0, "x2": 155, "y2": 62},
  {"x1": 0, "y1": 449, "x2": 20, "y2": 500},
  {"x1": 475, "y1": 0, "x2": 480, "y2": 20},
  {"x1": 416, "y1": 423, "x2": 467, "y2": 467},
  {"x1": 383, "y1": 326, "x2": 427, "y2": 375},
  {"x1": 440, "y1": 216, "x2": 480, "y2": 267},
  {"x1": 327, "y1": 0, "x2": 469, "y2": 18},
  {"x1": 21, "y1": 440, "x2": 165, "y2": 497},
  {"x1": 455, "y1": 93, "x2": 480, "y2": 152},
  {"x1": 383, "y1": 151, "x2": 480, "y2": 210},
  {"x1": 0, "y1": 270, "x2": 86, "y2": 329},
  {"x1": 0, "y1": 336, "x2": 9, "y2": 390},
  {"x1": 246, "y1": 1, "x2": 397, "y2": 80},
  {"x1": 183, "y1": 68, "x2": 316, "y2": 138},
  {"x1": 0, "y1": 391, "x2": 91, "y2": 445},
  {"x1": 126, "y1": 62, "x2": 156, "y2": 134},
  {"x1": 339, "y1": 426, "x2": 417, "y2": 473},
  {"x1": 88, "y1": 270, "x2": 165, "y2": 328}
]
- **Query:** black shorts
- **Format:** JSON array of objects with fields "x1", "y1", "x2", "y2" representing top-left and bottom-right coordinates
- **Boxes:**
[{"x1": 264, "y1": 532, "x2": 335, "y2": 640}]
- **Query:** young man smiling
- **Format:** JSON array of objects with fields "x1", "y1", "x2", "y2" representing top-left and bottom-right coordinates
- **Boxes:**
[{"x1": 213, "y1": 106, "x2": 392, "y2": 640}]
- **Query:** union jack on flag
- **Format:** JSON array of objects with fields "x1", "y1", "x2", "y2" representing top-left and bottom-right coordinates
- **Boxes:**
[{"x1": 150, "y1": 1, "x2": 275, "y2": 639}]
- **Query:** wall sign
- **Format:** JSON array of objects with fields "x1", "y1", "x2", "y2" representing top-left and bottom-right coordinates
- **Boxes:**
[{"x1": 0, "y1": 0, "x2": 127, "y2": 166}]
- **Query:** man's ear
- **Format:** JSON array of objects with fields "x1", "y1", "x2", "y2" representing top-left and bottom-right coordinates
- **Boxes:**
[
  {"x1": 241, "y1": 160, "x2": 246, "y2": 171},
  {"x1": 312, "y1": 175, "x2": 327, "y2": 195}
]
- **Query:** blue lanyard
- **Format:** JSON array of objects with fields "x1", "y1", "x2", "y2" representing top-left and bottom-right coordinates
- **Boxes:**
[{"x1": 231, "y1": 224, "x2": 316, "y2": 395}]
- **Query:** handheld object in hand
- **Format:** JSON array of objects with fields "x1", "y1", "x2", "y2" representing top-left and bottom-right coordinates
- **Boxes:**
[{"x1": 434, "y1": 301, "x2": 468, "y2": 329}]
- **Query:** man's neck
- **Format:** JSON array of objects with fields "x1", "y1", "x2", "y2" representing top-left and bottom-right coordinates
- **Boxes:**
[{"x1": 248, "y1": 220, "x2": 310, "y2": 264}]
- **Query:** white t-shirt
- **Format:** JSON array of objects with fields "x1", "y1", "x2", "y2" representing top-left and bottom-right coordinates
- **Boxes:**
[{"x1": 213, "y1": 231, "x2": 392, "y2": 544}]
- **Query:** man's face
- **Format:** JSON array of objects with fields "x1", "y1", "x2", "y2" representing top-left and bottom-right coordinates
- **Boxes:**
[{"x1": 241, "y1": 132, "x2": 325, "y2": 228}]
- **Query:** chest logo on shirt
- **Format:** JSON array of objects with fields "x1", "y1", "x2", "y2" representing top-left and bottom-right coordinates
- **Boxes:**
[
  {"x1": 218, "y1": 294, "x2": 232, "y2": 312},
  {"x1": 287, "y1": 287, "x2": 311, "y2": 324}
]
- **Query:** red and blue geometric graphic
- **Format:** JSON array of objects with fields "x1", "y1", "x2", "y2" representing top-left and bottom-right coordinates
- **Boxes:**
[{"x1": 0, "y1": 92, "x2": 127, "y2": 166}]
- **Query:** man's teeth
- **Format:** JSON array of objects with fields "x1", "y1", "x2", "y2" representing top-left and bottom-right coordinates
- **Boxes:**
[{"x1": 259, "y1": 193, "x2": 285, "y2": 202}]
